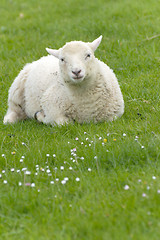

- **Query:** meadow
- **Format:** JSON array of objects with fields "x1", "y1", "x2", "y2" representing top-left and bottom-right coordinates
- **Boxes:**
[{"x1": 0, "y1": 0, "x2": 160, "y2": 239}]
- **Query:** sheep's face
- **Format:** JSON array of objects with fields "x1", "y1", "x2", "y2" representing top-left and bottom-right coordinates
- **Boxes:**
[{"x1": 46, "y1": 36, "x2": 102, "y2": 85}]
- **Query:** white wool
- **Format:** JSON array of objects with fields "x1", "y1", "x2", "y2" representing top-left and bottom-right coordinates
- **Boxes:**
[{"x1": 3, "y1": 36, "x2": 124, "y2": 125}]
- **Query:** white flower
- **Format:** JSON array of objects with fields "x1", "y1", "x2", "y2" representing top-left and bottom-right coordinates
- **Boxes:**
[
  {"x1": 17, "y1": 170, "x2": 20, "y2": 173},
  {"x1": 0, "y1": 174, "x2": 2, "y2": 178},
  {"x1": 22, "y1": 142, "x2": 25, "y2": 145},
  {"x1": 31, "y1": 183, "x2": 35, "y2": 188},
  {"x1": 60, "y1": 166, "x2": 64, "y2": 170},
  {"x1": 35, "y1": 172, "x2": 38, "y2": 176},
  {"x1": 157, "y1": 190, "x2": 160, "y2": 194},
  {"x1": 86, "y1": 138, "x2": 89, "y2": 141},
  {"x1": 123, "y1": 133, "x2": 126, "y2": 137},
  {"x1": 46, "y1": 169, "x2": 50, "y2": 173},
  {"x1": 64, "y1": 177, "x2": 69, "y2": 181},
  {"x1": 55, "y1": 178, "x2": 59, "y2": 182},
  {"x1": 75, "y1": 137, "x2": 79, "y2": 141},
  {"x1": 99, "y1": 137, "x2": 102, "y2": 140},
  {"x1": 22, "y1": 168, "x2": 27, "y2": 172},
  {"x1": 147, "y1": 186, "x2": 150, "y2": 190},
  {"x1": 138, "y1": 179, "x2": 142, "y2": 183},
  {"x1": 38, "y1": 189, "x2": 40, "y2": 192},
  {"x1": 3, "y1": 180, "x2": 7, "y2": 184},
  {"x1": 61, "y1": 180, "x2": 66, "y2": 185},
  {"x1": 76, "y1": 177, "x2": 80, "y2": 182},
  {"x1": 124, "y1": 185, "x2": 129, "y2": 190},
  {"x1": 46, "y1": 154, "x2": 50, "y2": 157},
  {"x1": 94, "y1": 156, "x2": 97, "y2": 160},
  {"x1": 84, "y1": 132, "x2": 87, "y2": 134},
  {"x1": 141, "y1": 146, "x2": 145, "y2": 149},
  {"x1": 21, "y1": 156, "x2": 25, "y2": 159},
  {"x1": 80, "y1": 157, "x2": 84, "y2": 160},
  {"x1": 152, "y1": 176, "x2": 156, "y2": 180},
  {"x1": 50, "y1": 181, "x2": 54, "y2": 184},
  {"x1": 53, "y1": 154, "x2": 56, "y2": 157},
  {"x1": 20, "y1": 159, "x2": 23, "y2": 163},
  {"x1": 89, "y1": 144, "x2": 91, "y2": 147},
  {"x1": 18, "y1": 182, "x2": 22, "y2": 186},
  {"x1": 102, "y1": 143, "x2": 104, "y2": 146},
  {"x1": 2, "y1": 154, "x2": 5, "y2": 157},
  {"x1": 88, "y1": 168, "x2": 92, "y2": 172},
  {"x1": 142, "y1": 193, "x2": 147, "y2": 197},
  {"x1": 69, "y1": 167, "x2": 73, "y2": 170},
  {"x1": 11, "y1": 168, "x2": 15, "y2": 172},
  {"x1": 25, "y1": 171, "x2": 31, "y2": 175},
  {"x1": 2, "y1": 170, "x2": 5, "y2": 173},
  {"x1": 81, "y1": 142, "x2": 84, "y2": 145}
]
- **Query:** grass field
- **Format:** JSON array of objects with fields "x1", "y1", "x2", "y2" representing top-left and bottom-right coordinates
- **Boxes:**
[{"x1": 0, "y1": 0, "x2": 160, "y2": 239}]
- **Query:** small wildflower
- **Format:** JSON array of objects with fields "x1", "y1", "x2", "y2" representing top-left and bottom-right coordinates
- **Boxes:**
[
  {"x1": 68, "y1": 142, "x2": 70, "y2": 144},
  {"x1": 20, "y1": 159, "x2": 23, "y2": 163},
  {"x1": 22, "y1": 142, "x2": 26, "y2": 146},
  {"x1": 124, "y1": 185, "x2": 129, "y2": 190},
  {"x1": 141, "y1": 146, "x2": 145, "y2": 149},
  {"x1": 94, "y1": 156, "x2": 97, "y2": 160},
  {"x1": 3, "y1": 180, "x2": 7, "y2": 184},
  {"x1": 25, "y1": 183, "x2": 31, "y2": 186},
  {"x1": 18, "y1": 182, "x2": 22, "y2": 186},
  {"x1": 73, "y1": 160, "x2": 76, "y2": 163},
  {"x1": 86, "y1": 138, "x2": 89, "y2": 141},
  {"x1": 152, "y1": 176, "x2": 156, "y2": 180},
  {"x1": 63, "y1": 177, "x2": 68, "y2": 182},
  {"x1": 55, "y1": 178, "x2": 59, "y2": 182},
  {"x1": 46, "y1": 169, "x2": 50, "y2": 173},
  {"x1": 157, "y1": 190, "x2": 160, "y2": 194},
  {"x1": 89, "y1": 144, "x2": 91, "y2": 147},
  {"x1": 123, "y1": 133, "x2": 126, "y2": 137},
  {"x1": 102, "y1": 142, "x2": 104, "y2": 146},
  {"x1": 84, "y1": 132, "x2": 87, "y2": 134},
  {"x1": 60, "y1": 166, "x2": 64, "y2": 170},
  {"x1": 11, "y1": 168, "x2": 15, "y2": 172},
  {"x1": 25, "y1": 171, "x2": 31, "y2": 175},
  {"x1": 61, "y1": 180, "x2": 66, "y2": 185},
  {"x1": 99, "y1": 137, "x2": 102, "y2": 140},
  {"x1": 22, "y1": 168, "x2": 27, "y2": 171},
  {"x1": 0, "y1": 174, "x2": 2, "y2": 178},
  {"x1": 113, "y1": 139, "x2": 116, "y2": 142},
  {"x1": 38, "y1": 189, "x2": 40, "y2": 192},
  {"x1": 147, "y1": 186, "x2": 150, "y2": 190},
  {"x1": 36, "y1": 165, "x2": 39, "y2": 168},
  {"x1": 17, "y1": 170, "x2": 20, "y2": 173},
  {"x1": 81, "y1": 142, "x2": 84, "y2": 145},
  {"x1": 2, "y1": 170, "x2": 5, "y2": 174},
  {"x1": 73, "y1": 148, "x2": 76, "y2": 152},
  {"x1": 46, "y1": 154, "x2": 50, "y2": 157},
  {"x1": 107, "y1": 133, "x2": 110, "y2": 136},
  {"x1": 54, "y1": 167, "x2": 58, "y2": 171},
  {"x1": 11, "y1": 151, "x2": 16, "y2": 155},
  {"x1": 69, "y1": 167, "x2": 73, "y2": 170},
  {"x1": 35, "y1": 172, "x2": 38, "y2": 176},
  {"x1": 75, "y1": 137, "x2": 79, "y2": 141},
  {"x1": 142, "y1": 193, "x2": 147, "y2": 197},
  {"x1": 80, "y1": 157, "x2": 84, "y2": 160},
  {"x1": 103, "y1": 139, "x2": 107, "y2": 143},
  {"x1": 50, "y1": 181, "x2": 54, "y2": 184},
  {"x1": 88, "y1": 168, "x2": 92, "y2": 172},
  {"x1": 138, "y1": 179, "x2": 142, "y2": 183},
  {"x1": 48, "y1": 173, "x2": 52, "y2": 177},
  {"x1": 76, "y1": 177, "x2": 80, "y2": 182},
  {"x1": 21, "y1": 156, "x2": 25, "y2": 159},
  {"x1": 53, "y1": 154, "x2": 56, "y2": 157},
  {"x1": 2, "y1": 154, "x2": 5, "y2": 157},
  {"x1": 31, "y1": 183, "x2": 35, "y2": 188},
  {"x1": 40, "y1": 168, "x2": 44, "y2": 172}
]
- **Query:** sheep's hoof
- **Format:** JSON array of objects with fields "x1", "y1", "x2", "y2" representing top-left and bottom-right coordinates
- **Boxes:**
[{"x1": 34, "y1": 110, "x2": 45, "y2": 122}]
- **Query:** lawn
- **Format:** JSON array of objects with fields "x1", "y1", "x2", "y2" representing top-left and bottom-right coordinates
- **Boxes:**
[{"x1": 0, "y1": 0, "x2": 160, "y2": 239}]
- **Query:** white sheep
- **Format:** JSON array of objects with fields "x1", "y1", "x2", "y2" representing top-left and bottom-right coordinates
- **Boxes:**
[{"x1": 3, "y1": 36, "x2": 124, "y2": 125}]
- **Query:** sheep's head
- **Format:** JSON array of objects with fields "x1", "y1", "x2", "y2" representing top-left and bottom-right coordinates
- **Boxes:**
[{"x1": 46, "y1": 36, "x2": 102, "y2": 85}]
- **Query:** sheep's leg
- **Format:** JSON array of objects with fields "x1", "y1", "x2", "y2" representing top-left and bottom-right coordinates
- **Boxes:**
[
  {"x1": 35, "y1": 110, "x2": 69, "y2": 125},
  {"x1": 3, "y1": 64, "x2": 30, "y2": 124}
]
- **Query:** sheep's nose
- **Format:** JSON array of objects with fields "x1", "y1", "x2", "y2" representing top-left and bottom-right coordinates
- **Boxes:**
[{"x1": 72, "y1": 70, "x2": 81, "y2": 77}]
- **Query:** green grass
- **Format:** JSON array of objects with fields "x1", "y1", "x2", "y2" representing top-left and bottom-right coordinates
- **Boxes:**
[{"x1": 1, "y1": 0, "x2": 160, "y2": 239}]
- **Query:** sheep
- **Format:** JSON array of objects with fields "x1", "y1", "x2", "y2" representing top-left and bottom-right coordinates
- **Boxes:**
[{"x1": 3, "y1": 36, "x2": 124, "y2": 125}]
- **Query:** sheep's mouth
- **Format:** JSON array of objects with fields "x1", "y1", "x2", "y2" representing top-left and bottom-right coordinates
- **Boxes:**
[{"x1": 72, "y1": 76, "x2": 84, "y2": 80}]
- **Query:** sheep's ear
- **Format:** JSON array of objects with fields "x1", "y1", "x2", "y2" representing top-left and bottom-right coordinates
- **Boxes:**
[
  {"x1": 46, "y1": 48, "x2": 60, "y2": 58},
  {"x1": 89, "y1": 35, "x2": 102, "y2": 52}
]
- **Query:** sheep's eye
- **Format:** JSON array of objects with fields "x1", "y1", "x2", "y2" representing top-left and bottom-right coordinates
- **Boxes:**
[
  {"x1": 61, "y1": 58, "x2": 65, "y2": 62},
  {"x1": 86, "y1": 54, "x2": 91, "y2": 59}
]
